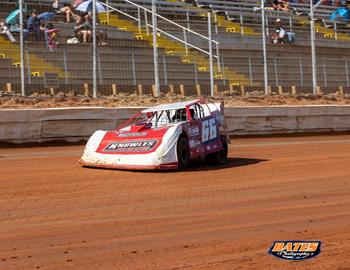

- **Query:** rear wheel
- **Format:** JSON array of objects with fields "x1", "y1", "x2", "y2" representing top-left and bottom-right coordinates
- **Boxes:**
[
  {"x1": 177, "y1": 136, "x2": 190, "y2": 170},
  {"x1": 205, "y1": 138, "x2": 228, "y2": 165}
]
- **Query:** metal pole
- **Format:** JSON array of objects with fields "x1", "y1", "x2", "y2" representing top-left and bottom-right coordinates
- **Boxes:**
[
  {"x1": 183, "y1": 29, "x2": 188, "y2": 56},
  {"x1": 208, "y1": 12, "x2": 214, "y2": 97},
  {"x1": 98, "y1": 52, "x2": 103, "y2": 84},
  {"x1": 310, "y1": 0, "x2": 317, "y2": 95},
  {"x1": 261, "y1": 0, "x2": 268, "y2": 95},
  {"x1": 299, "y1": 57, "x2": 304, "y2": 87},
  {"x1": 194, "y1": 57, "x2": 198, "y2": 85},
  {"x1": 221, "y1": 56, "x2": 226, "y2": 87},
  {"x1": 19, "y1": 0, "x2": 25, "y2": 96},
  {"x1": 248, "y1": 56, "x2": 253, "y2": 86},
  {"x1": 186, "y1": 10, "x2": 190, "y2": 30},
  {"x1": 240, "y1": 14, "x2": 244, "y2": 36},
  {"x1": 144, "y1": 10, "x2": 149, "y2": 36},
  {"x1": 163, "y1": 54, "x2": 168, "y2": 85},
  {"x1": 137, "y1": 7, "x2": 141, "y2": 34},
  {"x1": 152, "y1": 0, "x2": 160, "y2": 97},
  {"x1": 106, "y1": 0, "x2": 109, "y2": 24},
  {"x1": 345, "y1": 60, "x2": 349, "y2": 87},
  {"x1": 131, "y1": 52, "x2": 137, "y2": 85},
  {"x1": 274, "y1": 58, "x2": 279, "y2": 86},
  {"x1": 26, "y1": 49, "x2": 31, "y2": 84},
  {"x1": 323, "y1": 60, "x2": 327, "y2": 88},
  {"x1": 63, "y1": 51, "x2": 68, "y2": 84},
  {"x1": 92, "y1": 0, "x2": 97, "y2": 98}
]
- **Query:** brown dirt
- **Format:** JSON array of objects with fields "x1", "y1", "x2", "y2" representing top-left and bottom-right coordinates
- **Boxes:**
[
  {"x1": 1, "y1": 92, "x2": 350, "y2": 108},
  {"x1": 0, "y1": 135, "x2": 349, "y2": 269}
]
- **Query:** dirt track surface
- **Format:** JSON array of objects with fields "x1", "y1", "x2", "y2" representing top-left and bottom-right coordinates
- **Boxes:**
[{"x1": 0, "y1": 136, "x2": 350, "y2": 269}]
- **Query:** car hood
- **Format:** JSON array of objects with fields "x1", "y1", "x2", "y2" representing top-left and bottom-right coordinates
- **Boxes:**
[{"x1": 95, "y1": 126, "x2": 170, "y2": 154}]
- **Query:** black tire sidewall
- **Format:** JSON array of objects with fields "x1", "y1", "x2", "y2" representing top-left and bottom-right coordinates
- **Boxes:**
[{"x1": 177, "y1": 136, "x2": 190, "y2": 169}]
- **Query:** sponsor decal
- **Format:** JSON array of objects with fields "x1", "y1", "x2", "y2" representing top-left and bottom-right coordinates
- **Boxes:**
[
  {"x1": 117, "y1": 132, "x2": 147, "y2": 138},
  {"x1": 269, "y1": 241, "x2": 321, "y2": 261},
  {"x1": 188, "y1": 126, "x2": 200, "y2": 136},
  {"x1": 105, "y1": 140, "x2": 158, "y2": 152},
  {"x1": 189, "y1": 140, "x2": 201, "y2": 148}
]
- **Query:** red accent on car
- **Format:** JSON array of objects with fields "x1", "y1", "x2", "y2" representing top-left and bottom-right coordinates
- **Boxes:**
[{"x1": 95, "y1": 126, "x2": 169, "y2": 155}]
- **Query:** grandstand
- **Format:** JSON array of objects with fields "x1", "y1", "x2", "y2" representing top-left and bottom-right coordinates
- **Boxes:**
[{"x1": 0, "y1": 0, "x2": 349, "y2": 95}]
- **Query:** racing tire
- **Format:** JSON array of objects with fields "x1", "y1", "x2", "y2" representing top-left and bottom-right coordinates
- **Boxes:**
[
  {"x1": 177, "y1": 136, "x2": 190, "y2": 170},
  {"x1": 205, "y1": 138, "x2": 228, "y2": 165}
]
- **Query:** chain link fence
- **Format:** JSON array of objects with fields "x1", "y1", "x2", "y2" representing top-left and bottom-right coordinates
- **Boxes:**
[{"x1": 0, "y1": 0, "x2": 349, "y2": 97}]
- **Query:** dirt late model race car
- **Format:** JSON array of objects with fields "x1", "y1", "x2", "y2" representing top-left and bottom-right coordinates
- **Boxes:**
[{"x1": 79, "y1": 99, "x2": 230, "y2": 170}]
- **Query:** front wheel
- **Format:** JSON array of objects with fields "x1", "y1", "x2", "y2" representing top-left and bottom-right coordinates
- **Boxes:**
[{"x1": 177, "y1": 136, "x2": 190, "y2": 170}]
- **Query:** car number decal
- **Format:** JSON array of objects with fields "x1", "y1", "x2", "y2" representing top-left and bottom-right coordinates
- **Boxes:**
[{"x1": 201, "y1": 118, "x2": 217, "y2": 142}]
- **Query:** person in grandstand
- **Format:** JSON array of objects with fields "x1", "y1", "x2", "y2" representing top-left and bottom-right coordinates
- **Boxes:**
[
  {"x1": 24, "y1": 10, "x2": 41, "y2": 41},
  {"x1": 0, "y1": 20, "x2": 15, "y2": 42},
  {"x1": 52, "y1": 0, "x2": 76, "y2": 23}
]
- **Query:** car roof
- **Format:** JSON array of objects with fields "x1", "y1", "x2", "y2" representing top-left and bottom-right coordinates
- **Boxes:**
[{"x1": 142, "y1": 99, "x2": 202, "y2": 113}]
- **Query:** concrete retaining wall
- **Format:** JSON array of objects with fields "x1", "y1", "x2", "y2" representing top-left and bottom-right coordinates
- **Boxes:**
[{"x1": 0, "y1": 105, "x2": 350, "y2": 143}]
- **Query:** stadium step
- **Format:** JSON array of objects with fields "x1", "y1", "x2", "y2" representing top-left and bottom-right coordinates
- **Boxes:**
[
  {"x1": 99, "y1": 13, "x2": 256, "y2": 87},
  {"x1": 295, "y1": 18, "x2": 350, "y2": 42},
  {"x1": 164, "y1": 0, "x2": 259, "y2": 36},
  {"x1": 0, "y1": 36, "x2": 70, "y2": 78}
]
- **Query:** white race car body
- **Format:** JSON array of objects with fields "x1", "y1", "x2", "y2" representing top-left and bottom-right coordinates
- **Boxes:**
[{"x1": 79, "y1": 99, "x2": 229, "y2": 170}]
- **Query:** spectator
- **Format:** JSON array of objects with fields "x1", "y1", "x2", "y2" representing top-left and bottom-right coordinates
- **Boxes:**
[
  {"x1": 24, "y1": 9, "x2": 41, "y2": 41},
  {"x1": 73, "y1": 14, "x2": 91, "y2": 43},
  {"x1": 53, "y1": 0, "x2": 76, "y2": 22},
  {"x1": 271, "y1": 18, "x2": 287, "y2": 44},
  {"x1": 45, "y1": 22, "x2": 59, "y2": 51},
  {"x1": 0, "y1": 20, "x2": 16, "y2": 42},
  {"x1": 97, "y1": 29, "x2": 108, "y2": 45}
]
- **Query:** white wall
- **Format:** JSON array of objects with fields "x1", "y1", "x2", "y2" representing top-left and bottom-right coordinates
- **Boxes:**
[{"x1": 0, "y1": 105, "x2": 349, "y2": 143}]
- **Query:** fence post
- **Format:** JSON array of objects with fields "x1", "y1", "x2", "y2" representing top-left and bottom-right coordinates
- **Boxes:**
[
  {"x1": 19, "y1": 0, "x2": 25, "y2": 96},
  {"x1": 63, "y1": 51, "x2": 68, "y2": 84},
  {"x1": 163, "y1": 54, "x2": 168, "y2": 86},
  {"x1": 183, "y1": 29, "x2": 188, "y2": 56},
  {"x1": 152, "y1": 0, "x2": 160, "y2": 97},
  {"x1": 106, "y1": 0, "x2": 110, "y2": 24},
  {"x1": 221, "y1": 56, "x2": 226, "y2": 87},
  {"x1": 261, "y1": 0, "x2": 268, "y2": 95},
  {"x1": 345, "y1": 60, "x2": 349, "y2": 87},
  {"x1": 98, "y1": 52, "x2": 103, "y2": 85},
  {"x1": 323, "y1": 60, "x2": 327, "y2": 88},
  {"x1": 137, "y1": 7, "x2": 141, "y2": 34},
  {"x1": 310, "y1": 1, "x2": 318, "y2": 95},
  {"x1": 333, "y1": 21, "x2": 338, "y2": 41},
  {"x1": 186, "y1": 10, "x2": 190, "y2": 30},
  {"x1": 208, "y1": 12, "x2": 214, "y2": 97},
  {"x1": 194, "y1": 57, "x2": 198, "y2": 85},
  {"x1": 131, "y1": 52, "x2": 137, "y2": 85},
  {"x1": 26, "y1": 49, "x2": 31, "y2": 84},
  {"x1": 92, "y1": 0, "x2": 97, "y2": 98},
  {"x1": 240, "y1": 14, "x2": 244, "y2": 36},
  {"x1": 144, "y1": 9, "x2": 149, "y2": 36},
  {"x1": 299, "y1": 57, "x2": 304, "y2": 87},
  {"x1": 214, "y1": 13, "x2": 218, "y2": 35},
  {"x1": 248, "y1": 56, "x2": 253, "y2": 86},
  {"x1": 274, "y1": 58, "x2": 279, "y2": 86}
]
